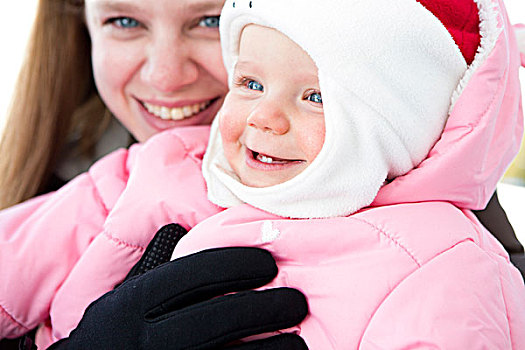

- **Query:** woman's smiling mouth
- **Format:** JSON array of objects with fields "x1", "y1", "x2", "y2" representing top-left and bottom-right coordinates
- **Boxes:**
[{"x1": 142, "y1": 99, "x2": 216, "y2": 121}]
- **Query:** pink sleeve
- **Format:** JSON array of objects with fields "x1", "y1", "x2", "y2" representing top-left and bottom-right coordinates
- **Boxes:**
[
  {"x1": 103, "y1": 126, "x2": 221, "y2": 242},
  {"x1": 0, "y1": 149, "x2": 130, "y2": 339},
  {"x1": 360, "y1": 241, "x2": 525, "y2": 349}
]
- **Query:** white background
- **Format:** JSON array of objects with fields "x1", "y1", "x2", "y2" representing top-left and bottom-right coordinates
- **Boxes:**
[{"x1": 0, "y1": 1, "x2": 524, "y2": 241}]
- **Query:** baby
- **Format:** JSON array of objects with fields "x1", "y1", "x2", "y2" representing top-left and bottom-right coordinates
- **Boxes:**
[
  {"x1": 172, "y1": 0, "x2": 525, "y2": 347},
  {"x1": 1, "y1": 0, "x2": 525, "y2": 347}
]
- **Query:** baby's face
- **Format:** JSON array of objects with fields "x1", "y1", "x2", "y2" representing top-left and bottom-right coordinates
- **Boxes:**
[{"x1": 219, "y1": 25, "x2": 325, "y2": 188}]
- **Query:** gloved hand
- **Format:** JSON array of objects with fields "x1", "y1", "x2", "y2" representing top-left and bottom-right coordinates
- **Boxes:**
[{"x1": 48, "y1": 247, "x2": 308, "y2": 349}]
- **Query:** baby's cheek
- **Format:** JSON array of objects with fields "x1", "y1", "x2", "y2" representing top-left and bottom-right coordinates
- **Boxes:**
[
  {"x1": 218, "y1": 105, "x2": 244, "y2": 143},
  {"x1": 218, "y1": 106, "x2": 246, "y2": 172},
  {"x1": 301, "y1": 119, "x2": 326, "y2": 163}
]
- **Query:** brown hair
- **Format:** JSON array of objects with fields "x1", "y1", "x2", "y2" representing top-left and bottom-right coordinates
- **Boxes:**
[{"x1": 0, "y1": 0, "x2": 112, "y2": 209}]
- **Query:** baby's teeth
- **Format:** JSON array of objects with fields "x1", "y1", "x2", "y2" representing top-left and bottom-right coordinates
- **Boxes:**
[{"x1": 258, "y1": 155, "x2": 274, "y2": 163}]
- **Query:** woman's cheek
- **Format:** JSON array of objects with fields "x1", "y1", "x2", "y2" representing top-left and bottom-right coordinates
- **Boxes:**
[
  {"x1": 92, "y1": 40, "x2": 124, "y2": 98},
  {"x1": 92, "y1": 38, "x2": 144, "y2": 121},
  {"x1": 93, "y1": 36, "x2": 141, "y2": 88},
  {"x1": 197, "y1": 41, "x2": 229, "y2": 87}
]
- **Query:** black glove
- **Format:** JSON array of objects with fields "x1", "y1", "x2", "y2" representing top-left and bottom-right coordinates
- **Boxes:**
[
  {"x1": 125, "y1": 223, "x2": 190, "y2": 279},
  {"x1": 48, "y1": 247, "x2": 308, "y2": 349}
]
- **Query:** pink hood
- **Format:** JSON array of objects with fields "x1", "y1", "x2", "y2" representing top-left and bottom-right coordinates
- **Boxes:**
[{"x1": 373, "y1": 0, "x2": 524, "y2": 210}]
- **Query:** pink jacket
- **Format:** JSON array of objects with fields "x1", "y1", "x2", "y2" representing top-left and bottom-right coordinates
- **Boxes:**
[
  {"x1": 0, "y1": 127, "x2": 222, "y2": 347},
  {"x1": 0, "y1": 0, "x2": 524, "y2": 349}
]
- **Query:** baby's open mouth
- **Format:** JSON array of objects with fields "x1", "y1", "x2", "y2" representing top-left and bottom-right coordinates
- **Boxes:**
[{"x1": 251, "y1": 150, "x2": 303, "y2": 164}]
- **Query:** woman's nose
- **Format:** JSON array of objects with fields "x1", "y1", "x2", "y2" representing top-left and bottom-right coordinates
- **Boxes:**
[
  {"x1": 247, "y1": 101, "x2": 290, "y2": 135},
  {"x1": 141, "y1": 38, "x2": 199, "y2": 93}
]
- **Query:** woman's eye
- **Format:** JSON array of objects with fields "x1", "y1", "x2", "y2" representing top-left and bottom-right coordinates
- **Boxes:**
[
  {"x1": 198, "y1": 16, "x2": 220, "y2": 28},
  {"x1": 306, "y1": 92, "x2": 322, "y2": 104},
  {"x1": 246, "y1": 80, "x2": 264, "y2": 91},
  {"x1": 107, "y1": 17, "x2": 140, "y2": 29}
]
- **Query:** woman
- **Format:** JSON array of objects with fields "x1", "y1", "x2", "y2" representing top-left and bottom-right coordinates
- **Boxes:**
[{"x1": 0, "y1": 0, "x2": 228, "y2": 208}]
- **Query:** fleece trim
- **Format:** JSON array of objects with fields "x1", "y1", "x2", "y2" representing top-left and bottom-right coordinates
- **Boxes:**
[{"x1": 451, "y1": 0, "x2": 501, "y2": 107}]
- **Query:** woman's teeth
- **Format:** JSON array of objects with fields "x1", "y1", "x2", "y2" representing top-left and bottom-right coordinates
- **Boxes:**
[{"x1": 143, "y1": 101, "x2": 211, "y2": 120}]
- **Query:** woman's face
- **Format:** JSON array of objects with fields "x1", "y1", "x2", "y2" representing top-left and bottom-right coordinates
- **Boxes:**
[{"x1": 85, "y1": 0, "x2": 228, "y2": 142}]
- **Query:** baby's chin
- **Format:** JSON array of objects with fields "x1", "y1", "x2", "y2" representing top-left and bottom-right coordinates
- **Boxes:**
[
  {"x1": 239, "y1": 175, "x2": 295, "y2": 188},
  {"x1": 240, "y1": 178, "x2": 275, "y2": 188},
  {"x1": 234, "y1": 161, "x2": 309, "y2": 188}
]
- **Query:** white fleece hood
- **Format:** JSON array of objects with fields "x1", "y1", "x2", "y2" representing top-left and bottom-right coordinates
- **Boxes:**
[{"x1": 203, "y1": 0, "x2": 469, "y2": 218}]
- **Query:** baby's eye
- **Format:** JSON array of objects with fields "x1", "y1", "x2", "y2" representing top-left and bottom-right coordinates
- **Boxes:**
[
  {"x1": 198, "y1": 16, "x2": 220, "y2": 28},
  {"x1": 306, "y1": 91, "x2": 322, "y2": 104},
  {"x1": 106, "y1": 17, "x2": 140, "y2": 29},
  {"x1": 246, "y1": 80, "x2": 264, "y2": 92}
]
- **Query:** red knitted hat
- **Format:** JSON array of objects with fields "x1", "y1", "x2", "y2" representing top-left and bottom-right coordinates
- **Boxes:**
[{"x1": 417, "y1": 0, "x2": 481, "y2": 65}]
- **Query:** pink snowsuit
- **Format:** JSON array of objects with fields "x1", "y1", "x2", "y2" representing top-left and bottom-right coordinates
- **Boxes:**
[{"x1": 1, "y1": 0, "x2": 525, "y2": 348}]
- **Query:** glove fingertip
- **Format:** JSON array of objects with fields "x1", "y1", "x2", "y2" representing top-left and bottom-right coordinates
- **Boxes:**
[
  {"x1": 197, "y1": 247, "x2": 279, "y2": 282},
  {"x1": 275, "y1": 288, "x2": 309, "y2": 324}
]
